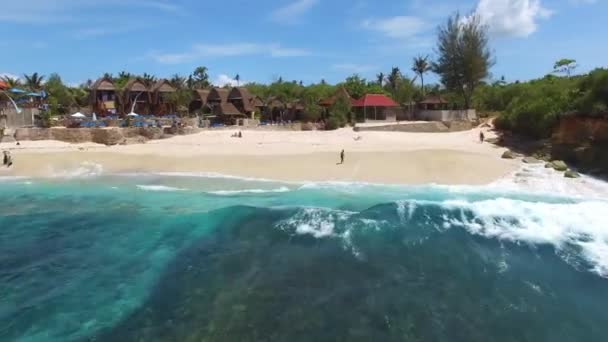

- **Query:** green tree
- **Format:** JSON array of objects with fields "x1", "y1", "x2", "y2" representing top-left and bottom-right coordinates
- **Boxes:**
[
  {"x1": 1, "y1": 76, "x2": 22, "y2": 88},
  {"x1": 386, "y1": 67, "x2": 402, "y2": 97},
  {"x1": 341, "y1": 74, "x2": 367, "y2": 99},
  {"x1": 376, "y1": 72, "x2": 385, "y2": 86},
  {"x1": 44, "y1": 73, "x2": 74, "y2": 115},
  {"x1": 327, "y1": 93, "x2": 351, "y2": 129},
  {"x1": 170, "y1": 74, "x2": 188, "y2": 89},
  {"x1": 554, "y1": 59, "x2": 577, "y2": 78},
  {"x1": 412, "y1": 55, "x2": 432, "y2": 97},
  {"x1": 23, "y1": 72, "x2": 45, "y2": 91},
  {"x1": 191, "y1": 67, "x2": 210, "y2": 88},
  {"x1": 433, "y1": 13, "x2": 493, "y2": 109},
  {"x1": 141, "y1": 73, "x2": 157, "y2": 88}
]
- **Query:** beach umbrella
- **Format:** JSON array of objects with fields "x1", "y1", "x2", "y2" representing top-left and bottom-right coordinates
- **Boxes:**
[
  {"x1": 92, "y1": 112, "x2": 97, "y2": 121},
  {"x1": 9, "y1": 88, "x2": 26, "y2": 94},
  {"x1": 71, "y1": 112, "x2": 86, "y2": 118},
  {"x1": 127, "y1": 112, "x2": 139, "y2": 117}
]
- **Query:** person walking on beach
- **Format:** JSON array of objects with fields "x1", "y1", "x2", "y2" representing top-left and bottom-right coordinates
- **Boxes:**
[
  {"x1": 479, "y1": 131, "x2": 485, "y2": 143},
  {"x1": 3, "y1": 151, "x2": 8, "y2": 166},
  {"x1": 340, "y1": 149, "x2": 345, "y2": 165},
  {"x1": 3, "y1": 151, "x2": 13, "y2": 168}
]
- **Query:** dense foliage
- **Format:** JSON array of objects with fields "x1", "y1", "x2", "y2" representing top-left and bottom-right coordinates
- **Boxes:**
[{"x1": 477, "y1": 68, "x2": 608, "y2": 139}]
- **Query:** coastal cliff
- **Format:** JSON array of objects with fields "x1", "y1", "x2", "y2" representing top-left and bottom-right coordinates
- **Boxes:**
[{"x1": 551, "y1": 115, "x2": 608, "y2": 175}]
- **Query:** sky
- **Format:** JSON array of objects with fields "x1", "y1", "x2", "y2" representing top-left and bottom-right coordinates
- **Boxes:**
[{"x1": 1, "y1": 0, "x2": 607, "y2": 87}]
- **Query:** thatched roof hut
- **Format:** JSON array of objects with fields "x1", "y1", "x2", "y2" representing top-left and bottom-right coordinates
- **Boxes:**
[
  {"x1": 207, "y1": 88, "x2": 230, "y2": 104},
  {"x1": 218, "y1": 102, "x2": 243, "y2": 116},
  {"x1": 151, "y1": 79, "x2": 176, "y2": 93},
  {"x1": 124, "y1": 78, "x2": 149, "y2": 93},
  {"x1": 267, "y1": 97, "x2": 286, "y2": 109},
  {"x1": 195, "y1": 90, "x2": 211, "y2": 106},
  {"x1": 228, "y1": 87, "x2": 254, "y2": 112},
  {"x1": 319, "y1": 87, "x2": 353, "y2": 107},
  {"x1": 91, "y1": 77, "x2": 115, "y2": 91}
]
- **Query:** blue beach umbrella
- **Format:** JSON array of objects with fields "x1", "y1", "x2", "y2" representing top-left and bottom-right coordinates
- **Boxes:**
[{"x1": 9, "y1": 88, "x2": 26, "y2": 94}]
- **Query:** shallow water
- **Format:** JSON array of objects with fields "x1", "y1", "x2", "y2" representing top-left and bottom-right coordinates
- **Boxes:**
[{"x1": 1, "y1": 169, "x2": 608, "y2": 341}]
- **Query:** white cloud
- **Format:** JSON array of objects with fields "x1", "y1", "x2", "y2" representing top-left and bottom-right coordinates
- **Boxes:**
[
  {"x1": 362, "y1": 16, "x2": 428, "y2": 39},
  {"x1": 270, "y1": 0, "x2": 319, "y2": 23},
  {"x1": 213, "y1": 74, "x2": 249, "y2": 87},
  {"x1": 0, "y1": 73, "x2": 21, "y2": 80},
  {"x1": 332, "y1": 63, "x2": 377, "y2": 73},
  {"x1": 473, "y1": 0, "x2": 552, "y2": 38},
  {"x1": 0, "y1": 0, "x2": 182, "y2": 23},
  {"x1": 152, "y1": 43, "x2": 311, "y2": 64}
]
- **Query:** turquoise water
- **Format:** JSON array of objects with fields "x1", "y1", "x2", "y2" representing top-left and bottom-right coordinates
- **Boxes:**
[{"x1": 1, "y1": 175, "x2": 608, "y2": 341}]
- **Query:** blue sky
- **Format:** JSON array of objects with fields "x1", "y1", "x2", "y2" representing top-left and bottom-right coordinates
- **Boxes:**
[{"x1": 1, "y1": 0, "x2": 607, "y2": 86}]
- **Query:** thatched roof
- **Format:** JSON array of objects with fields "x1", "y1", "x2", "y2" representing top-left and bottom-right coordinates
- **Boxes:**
[
  {"x1": 319, "y1": 87, "x2": 352, "y2": 107},
  {"x1": 228, "y1": 87, "x2": 254, "y2": 112},
  {"x1": 208, "y1": 88, "x2": 229, "y2": 103},
  {"x1": 267, "y1": 97, "x2": 286, "y2": 109},
  {"x1": 124, "y1": 78, "x2": 148, "y2": 92},
  {"x1": 288, "y1": 100, "x2": 305, "y2": 110},
  {"x1": 151, "y1": 79, "x2": 176, "y2": 93},
  {"x1": 252, "y1": 96, "x2": 264, "y2": 107},
  {"x1": 218, "y1": 102, "x2": 243, "y2": 116},
  {"x1": 194, "y1": 89, "x2": 210, "y2": 105},
  {"x1": 91, "y1": 77, "x2": 115, "y2": 91},
  {"x1": 419, "y1": 95, "x2": 448, "y2": 105}
]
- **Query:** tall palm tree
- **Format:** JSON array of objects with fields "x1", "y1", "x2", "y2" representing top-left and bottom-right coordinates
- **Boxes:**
[
  {"x1": 23, "y1": 72, "x2": 45, "y2": 91},
  {"x1": 376, "y1": 72, "x2": 385, "y2": 87},
  {"x1": 170, "y1": 74, "x2": 187, "y2": 89},
  {"x1": 412, "y1": 55, "x2": 432, "y2": 97},
  {"x1": 386, "y1": 67, "x2": 401, "y2": 96},
  {"x1": 1, "y1": 76, "x2": 22, "y2": 88}
]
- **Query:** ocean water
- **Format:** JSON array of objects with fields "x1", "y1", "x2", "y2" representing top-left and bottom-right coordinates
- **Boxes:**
[{"x1": 1, "y1": 164, "x2": 608, "y2": 342}]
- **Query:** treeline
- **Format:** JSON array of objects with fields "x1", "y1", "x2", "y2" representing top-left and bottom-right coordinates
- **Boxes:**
[{"x1": 475, "y1": 67, "x2": 608, "y2": 139}]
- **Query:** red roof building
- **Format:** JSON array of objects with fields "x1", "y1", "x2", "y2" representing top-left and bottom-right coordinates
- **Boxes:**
[
  {"x1": 0, "y1": 80, "x2": 8, "y2": 90},
  {"x1": 352, "y1": 94, "x2": 398, "y2": 108}
]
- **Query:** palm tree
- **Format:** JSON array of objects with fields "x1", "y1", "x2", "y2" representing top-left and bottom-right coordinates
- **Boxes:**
[
  {"x1": 412, "y1": 55, "x2": 432, "y2": 97},
  {"x1": 23, "y1": 72, "x2": 45, "y2": 91},
  {"x1": 235, "y1": 74, "x2": 241, "y2": 86},
  {"x1": 170, "y1": 74, "x2": 187, "y2": 89},
  {"x1": 1, "y1": 76, "x2": 22, "y2": 88},
  {"x1": 141, "y1": 73, "x2": 157, "y2": 87},
  {"x1": 386, "y1": 67, "x2": 401, "y2": 96},
  {"x1": 376, "y1": 72, "x2": 385, "y2": 87}
]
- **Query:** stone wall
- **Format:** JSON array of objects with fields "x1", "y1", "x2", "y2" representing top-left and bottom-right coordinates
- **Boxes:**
[
  {"x1": 13, "y1": 127, "x2": 186, "y2": 145},
  {"x1": 416, "y1": 109, "x2": 477, "y2": 121},
  {"x1": 354, "y1": 121, "x2": 474, "y2": 133},
  {"x1": 0, "y1": 108, "x2": 38, "y2": 128}
]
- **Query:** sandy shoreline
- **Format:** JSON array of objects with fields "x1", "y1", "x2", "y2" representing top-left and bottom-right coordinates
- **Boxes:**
[{"x1": 0, "y1": 127, "x2": 518, "y2": 185}]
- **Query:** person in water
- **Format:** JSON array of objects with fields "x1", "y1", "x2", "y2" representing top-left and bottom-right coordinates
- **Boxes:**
[{"x1": 340, "y1": 149, "x2": 345, "y2": 164}]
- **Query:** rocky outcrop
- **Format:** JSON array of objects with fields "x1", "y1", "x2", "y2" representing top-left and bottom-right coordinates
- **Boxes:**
[
  {"x1": 502, "y1": 150, "x2": 515, "y2": 159},
  {"x1": 551, "y1": 160, "x2": 568, "y2": 172},
  {"x1": 552, "y1": 115, "x2": 608, "y2": 175},
  {"x1": 522, "y1": 156, "x2": 542, "y2": 164},
  {"x1": 91, "y1": 128, "x2": 124, "y2": 145},
  {"x1": 564, "y1": 170, "x2": 581, "y2": 178}
]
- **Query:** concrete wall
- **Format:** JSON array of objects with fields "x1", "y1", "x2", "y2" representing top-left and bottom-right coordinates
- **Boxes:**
[
  {"x1": 354, "y1": 121, "x2": 474, "y2": 133},
  {"x1": 415, "y1": 109, "x2": 477, "y2": 121},
  {"x1": 0, "y1": 108, "x2": 38, "y2": 128}
]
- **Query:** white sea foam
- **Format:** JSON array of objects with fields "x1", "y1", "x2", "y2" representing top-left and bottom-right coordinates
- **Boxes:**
[
  {"x1": 136, "y1": 185, "x2": 186, "y2": 192},
  {"x1": 48, "y1": 162, "x2": 104, "y2": 179},
  {"x1": 207, "y1": 187, "x2": 291, "y2": 195},
  {"x1": 276, "y1": 207, "x2": 355, "y2": 238},
  {"x1": 436, "y1": 198, "x2": 608, "y2": 278}
]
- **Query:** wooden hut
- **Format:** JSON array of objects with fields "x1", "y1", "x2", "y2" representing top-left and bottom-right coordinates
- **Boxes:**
[
  {"x1": 151, "y1": 79, "x2": 176, "y2": 116},
  {"x1": 190, "y1": 89, "x2": 211, "y2": 114},
  {"x1": 90, "y1": 77, "x2": 117, "y2": 116},
  {"x1": 227, "y1": 87, "x2": 255, "y2": 117},
  {"x1": 266, "y1": 97, "x2": 287, "y2": 122},
  {"x1": 286, "y1": 100, "x2": 305, "y2": 121},
  {"x1": 124, "y1": 78, "x2": 151, "y2": 115},
  {"x1": 208, "y1": 88, "x2": 245, "y2": 123},
  {"x1": 418, "y1": 95, "x2": 449, "y2": 110}
]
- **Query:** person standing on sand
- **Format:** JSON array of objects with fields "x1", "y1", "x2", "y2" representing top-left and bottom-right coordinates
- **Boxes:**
[
  {"x1": 340, "y1": 150, "x2": 345, "y2": 164},
  {"x1": 3, "y1": 151, "x2": 8, "y2": 166},
  {"x1": 479, "y1": 131, "x2": 485, "y2": 143},
  {"x1": 3, "y1": 151, "x2": 13, "y2": 168}
]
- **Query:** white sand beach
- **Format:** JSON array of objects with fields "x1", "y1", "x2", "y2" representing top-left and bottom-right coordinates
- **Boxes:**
[{"x1": 0, "y1": 127, "x2": 517, "y2": 184}]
